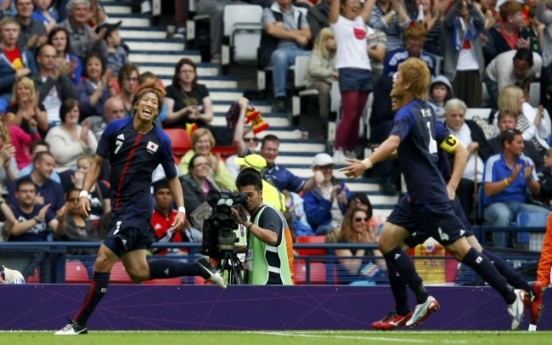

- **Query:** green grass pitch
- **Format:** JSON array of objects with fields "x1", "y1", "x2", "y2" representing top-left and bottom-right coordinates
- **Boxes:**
[{"x1": 2, "y1": 330, "x2": 552, "y2": 345}]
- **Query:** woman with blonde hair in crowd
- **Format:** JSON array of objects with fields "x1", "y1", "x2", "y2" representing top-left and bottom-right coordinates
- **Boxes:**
[
  {"x1": 304, "y1": 28, "x2": 337, "y2": 129},
  {"x1": 5, "y1": 77, "x2": 49, "y2": 137},
  {"x1": 494, "y1": 85, "x2": 550, "y2": 154},
  {"x1": 0, "y1": 116, "x2": 19, "y2": 198},
  {"x1": 328, "y1": 208, "x2": 385, "y2": 285},
  {"x1": 177, "y1": 128, "x2": 235, "y2": 190}
]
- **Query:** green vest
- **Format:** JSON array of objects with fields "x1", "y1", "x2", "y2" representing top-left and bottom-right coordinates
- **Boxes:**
[{"x1": 245, "y1": 205, "x2": 292, "y2": 285}]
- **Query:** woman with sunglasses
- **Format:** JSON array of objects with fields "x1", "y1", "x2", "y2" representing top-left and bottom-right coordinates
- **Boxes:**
[
  {"x1": 179, "y1": 153, "x2": 220, "y2": 215},
  {"x1": 329, "y1": 207, "x2": 384, "y2": 285}
]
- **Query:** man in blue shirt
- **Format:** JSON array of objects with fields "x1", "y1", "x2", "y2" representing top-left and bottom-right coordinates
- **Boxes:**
[
  {"x1": 20, "y1": 140, "x2": 62, "y2": 184},
  {"x1": 483, "y1": 129, "x2": 549, "y2": 248},
  {"x1": 56, "y1": 81, "x2": 225, "y2": 336},
  {"x1": 341, "y1": 58, "x2": 526, "y2": 330},
  {"x1": 260, "y1": 134, "x2": 321, "y2": 193},
  {"x1": 9, "y1": 151, "x2": 65, "y2": 213},
  {"x1": 6, "y1": 178, "x2": 67, "y2": 242}
]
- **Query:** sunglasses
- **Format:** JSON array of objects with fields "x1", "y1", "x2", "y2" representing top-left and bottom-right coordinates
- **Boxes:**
[
  {"x1": 354, "y1": 217, "x2": 369, "y2": 223},
  {"x1": 244, "y1": 138, "x2": 259, "y2": 143}
]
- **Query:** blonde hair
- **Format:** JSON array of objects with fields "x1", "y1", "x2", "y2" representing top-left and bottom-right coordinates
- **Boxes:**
[
  {"x1": 191, "y1": 128, "x2": 215, "y2": 149},
  {"x1": 77, "y1": 154, "x2": 94, "y2": 166},
  {"x1": 0, "y1": 16, "x2": 21, "y2": 30},
  {"x1": 11, "y1": 77, "x2": 37, "y2": 104},
  {"x1": 498, "y1": 85, "x2": 523, "y2": 116},
  {"x1": 398, "y1": 58, "x2": 431, "y2": 100},
  {"x1": 0, "y1": 116, "x2": 11, "y2": 146},
  {"x1": 313, "y1": 28, "x2": 335, "y2": 59},
  {"x1": 404, "y1": 23, "x2": 428, "y2": 41}
]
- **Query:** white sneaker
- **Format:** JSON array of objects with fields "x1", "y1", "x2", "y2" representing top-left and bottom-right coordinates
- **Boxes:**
[
  {"x1": 196, "y1": 256, "x2": 227, "y2": 289},
  {"x1": 55, "y1": 319, "x2": 88, "y2": 335},
  {"x1": 405, "y1": 296, "x2": 440, "y2": 327},
  {"x1": 333, "y1": 149, "x2": 348, "y2": 165},
  {"x1": 508, "y1": 289, "x2": 526, "y2": 330}
]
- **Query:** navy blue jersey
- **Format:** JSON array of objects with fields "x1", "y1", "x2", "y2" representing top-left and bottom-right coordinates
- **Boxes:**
[
  {"x1": 9, "y1": 205, "x2": 55, "y2": 242},
  {"x1": 389, "y1": 99, "x2": 448, "y2": 204},
  {"x1": 96, "y1": 118, "x2": 176, "y2": 216}
]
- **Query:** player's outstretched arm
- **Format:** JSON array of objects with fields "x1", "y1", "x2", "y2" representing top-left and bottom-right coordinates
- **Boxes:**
[
  {"x1": 80, "y1": 155, "x2": 104, "y2": 217},
  {"x1": 168, "y1": 176, "x2": 186, "y2": 231},
  {"x1": 339, "y1": 135, "x2": 401, "y2": 178}
]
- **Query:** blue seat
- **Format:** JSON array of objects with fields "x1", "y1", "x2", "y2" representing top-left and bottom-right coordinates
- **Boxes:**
[{"x1": 516, "y1": 212, "x2": 549, "y2": 244}]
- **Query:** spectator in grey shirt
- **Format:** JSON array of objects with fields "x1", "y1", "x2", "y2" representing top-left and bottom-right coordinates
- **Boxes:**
[
  {"x1": 15, "y1": 0, "x2": 47, "y2": 57},
  {"x1": 368, "y1": 0, "x2": 410, "y2": 52},
  {"x1": 57, "y1": 0, "x2": 107, "y2": 61}
]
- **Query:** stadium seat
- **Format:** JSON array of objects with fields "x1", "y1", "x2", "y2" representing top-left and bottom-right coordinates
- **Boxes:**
[
  {"x1": 292, "y1": 54, "x2": 317, "y2": 118},
  {"x1": 221, "y1": 5, "x2": 263, "y2": 66},
  {"x1": 516, "y1": 212, "x2": 548, "y2": 249},
  {"x1": 296, "y1": 235, "x2": 327, "y2": 258},
  {"x1": 164, "y1": 128, "x2": 191, "y2": 156},
  {"x1": 294, "y1": 260, "x2": 326, "y2": 285},
  {"x1": 65, "y1": 260, "x2": 90, "y2": 284},
  {"x1": 26, "y1": 268, "x2": 40, "y2": 283},
  {"x1": 143, "y1": 277, "x2": 182, "y2": 285},
  {"x1": 110, "y1": 262, "x2": 135, "y2": 284}
]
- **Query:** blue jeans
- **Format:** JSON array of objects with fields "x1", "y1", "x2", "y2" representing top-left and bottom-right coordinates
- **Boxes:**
[
  {"x1": 270, "y1": 45, "x2": 309, "y2": 98},
  {"x1": 483, "y1": 201, "x2": 549, "y2": 247}
]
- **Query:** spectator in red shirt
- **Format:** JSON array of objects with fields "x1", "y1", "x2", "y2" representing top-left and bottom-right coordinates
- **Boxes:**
[{"x1": 151, "y1": 179, "x2": 189, "y2": 255}]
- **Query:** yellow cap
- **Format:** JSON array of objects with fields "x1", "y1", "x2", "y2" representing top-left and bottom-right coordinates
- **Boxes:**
[{"x1": 235, "y1": 154, "x2": 267, "y2": 171}]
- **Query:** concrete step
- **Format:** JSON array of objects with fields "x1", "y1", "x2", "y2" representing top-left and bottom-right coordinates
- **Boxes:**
[
  {"x1": 107, "y1": 15, "x2": 150, "y2": 28},
  {"x1": 125, "y1": 39, "x2": 184, "y2": 52},
  {"x1": 161, "y1": 78, "x2": 237, "y2": 89},
  {"x1": 120, "y1": 28, "x2": 168, "y2": 40},
  {"x1": 131, "y1": 51, "x2": 201, "y2": 64},
  {"x1": 103, "y1": 4, "x2": 131, "y2": 14},
  {"x1": 137, "y1": 63, "x2": 219, "y2": 78}
]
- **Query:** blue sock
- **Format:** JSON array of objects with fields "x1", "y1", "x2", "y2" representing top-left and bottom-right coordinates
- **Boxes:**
[
  {"x1": 74, "y1": 271, "x2": 110, "y2": 325},
  {"x1": 462, "y1": 248, "x2": 515, "y2": 304},
  {"x1": 148, "y1": 259, "x2": 203, "y2": 279},
  {"x1": 482, "y1": 249, "x2": 530, "y2": 292},
  {"x1": 386, "y1": 260, "x2": 410, "y2": 316},
  {"x1": 383, "y1": 247, "x2": 428, "y2": 304}
]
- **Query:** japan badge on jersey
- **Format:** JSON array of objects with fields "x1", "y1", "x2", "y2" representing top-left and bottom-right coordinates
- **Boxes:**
[{"x1": 147, "y1": 141, "x2": 159, "y2": 154}]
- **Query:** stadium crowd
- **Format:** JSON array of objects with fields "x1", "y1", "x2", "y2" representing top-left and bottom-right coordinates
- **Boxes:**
[{"x1": 0, "y1": 0, "x2": 551, "y2": 289}]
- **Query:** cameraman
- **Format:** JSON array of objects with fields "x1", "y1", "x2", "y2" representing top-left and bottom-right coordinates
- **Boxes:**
[{"x1": 231, "y1": 168, "x2": 292, "y2": 285}]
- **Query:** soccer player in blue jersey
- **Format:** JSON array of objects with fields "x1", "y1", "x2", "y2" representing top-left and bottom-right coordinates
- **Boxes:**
[
  {"x1": 371, "y1": 117, "x2": 544, "y2": 330},
  {"x1": 56, "y1": 81, "x2": 225, "y2": 336},
  {"x1": 341, "y1": 58, "x2": 526, "y2": 330}
]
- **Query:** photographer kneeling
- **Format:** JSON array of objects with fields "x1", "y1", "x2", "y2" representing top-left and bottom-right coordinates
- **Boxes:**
[{"x1": 231, "y1": 168, "x2": 292, "y2": 285}]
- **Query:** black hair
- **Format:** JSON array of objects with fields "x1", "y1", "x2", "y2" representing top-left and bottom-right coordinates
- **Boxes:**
[
  {"x1": 84, "y1": 51, "x2": 106, "y2": 78},
  {"x1": 33, "y1": 151, "x2": 54, "y2": 164},
  {"x1": 152, "y1": 179, "x2": 170, "y2": 194},
  {"x1": 513, "y1": 49, "x2": 534, "y2": 67},
  {"x1": 501, "y1": 129, "x2": 523, "y2": 146},
  {"x1": 261, "y1": 134, "x2": 280, "y2": 148},
  {"x1": 59, "y1": 98, "x2": 79, "y2": 123},
  {"x1": 347, "y1": 192, "x2": 373, "y2": 219},
  {"x1": 236, "y1": 167, "x2": 263, "y2": 191},
  {"x1": 16, "y1": 177, "x2": 35, "y2": 192},
  {"x1": 189, "y1": 153, "x2": 207, "y2": 171}
]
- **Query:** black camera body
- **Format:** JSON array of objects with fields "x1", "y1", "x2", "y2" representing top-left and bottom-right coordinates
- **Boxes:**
[{"x1": 202, "y1": 189, "x2": 249, "y2": 259}]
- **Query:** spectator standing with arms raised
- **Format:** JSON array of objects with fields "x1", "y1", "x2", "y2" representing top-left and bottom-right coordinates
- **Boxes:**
[{"x1": 329, "y1": 0, "x2": 375, "y2": 164}]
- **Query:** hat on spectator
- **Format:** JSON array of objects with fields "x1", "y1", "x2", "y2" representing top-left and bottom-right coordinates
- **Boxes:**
[
  {"x1": 95, "y1": 21, "x2": 122, "y2": 39},
  {"x1": 312, "y1": 153, "x2": 334, "y2": 167},
  {"x1": 235, "y1": 154, "x2": 267, "y2": 171}
]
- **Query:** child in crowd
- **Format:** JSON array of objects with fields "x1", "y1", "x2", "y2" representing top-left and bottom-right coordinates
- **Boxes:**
[
  {"x1": 97, "y1": 21, "x2": 129, "y2": 77},
  {"x1": 32, "y1": 0, "x2": 57, "y2": 33},
  {"x1": 427, "y1": 75, "x2": 454, "y2": 123}
]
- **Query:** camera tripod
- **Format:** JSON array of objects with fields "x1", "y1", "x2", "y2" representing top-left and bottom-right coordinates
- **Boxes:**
[{"x1": 218, "y1": 250, "x2": 244, "y2": 285}]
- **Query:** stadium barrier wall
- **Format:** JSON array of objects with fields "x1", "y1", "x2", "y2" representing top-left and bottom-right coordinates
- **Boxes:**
[{"x1": 0, "y1": 285, "x2": 550, "y2": 331}]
